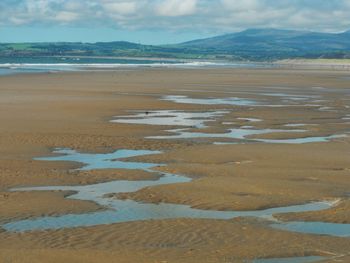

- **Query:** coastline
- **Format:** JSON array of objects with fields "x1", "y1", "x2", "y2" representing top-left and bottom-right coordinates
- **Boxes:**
[
  {"x1": 275, "y1": 59, "x2": 350, "y2": 70},
  {"x1": 1, "y1": 57, "x2": 350, "y2": 78}
]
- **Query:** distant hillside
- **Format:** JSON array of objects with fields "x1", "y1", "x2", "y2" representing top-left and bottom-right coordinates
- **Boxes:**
[
  {"x1": 1, "y1": 28, "x2": 350, "y2": 61},
  {"x1": 179, "y1": 28, "x2": 350, "y2": 60}
]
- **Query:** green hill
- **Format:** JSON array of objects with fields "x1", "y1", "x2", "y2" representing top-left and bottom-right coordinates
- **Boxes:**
[{"x1": 1, "y1": 28, "x2": 350, "y2": 61}]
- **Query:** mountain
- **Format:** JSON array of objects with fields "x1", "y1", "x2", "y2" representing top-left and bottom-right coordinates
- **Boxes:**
[
  {"x1": 1, "y1": 28, "x2": 350, "y2": 61},
  {"x1": 178, "y1": 28, "x2": 350, "y2": 60},
  {"x1": 179, "y1": 29, "x2": 350, "y2": 59}
]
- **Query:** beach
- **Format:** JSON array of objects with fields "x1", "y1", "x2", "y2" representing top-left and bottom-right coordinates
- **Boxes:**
[{"x1": 1, "y1": 68, "x2": 350, "y2": 262}]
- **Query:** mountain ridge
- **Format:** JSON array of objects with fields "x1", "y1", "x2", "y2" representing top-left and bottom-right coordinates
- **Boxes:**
[{"x1": 1, "y1": 28, "x2": 350, "y2": 61}]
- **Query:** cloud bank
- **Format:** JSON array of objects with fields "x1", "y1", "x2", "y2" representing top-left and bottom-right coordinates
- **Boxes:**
[{"x1": 1, "y1": 0, "x2": 350, "y2": 33}]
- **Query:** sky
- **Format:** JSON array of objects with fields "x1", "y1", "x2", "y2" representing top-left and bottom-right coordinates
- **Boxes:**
[{"x1": 1, "y1": 0, "x2": 350, "y2": 44}]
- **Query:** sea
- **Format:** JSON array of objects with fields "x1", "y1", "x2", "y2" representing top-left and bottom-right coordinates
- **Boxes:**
[{"x1": 0, "y1": 56, "x2": 272, "y2": 76}]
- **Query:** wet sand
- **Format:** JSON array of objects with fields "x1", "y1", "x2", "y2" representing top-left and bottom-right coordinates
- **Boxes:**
[
  {"x1": 0, "y1": 191, "x2": 102, "y2": 224},
  {"x1": 1, "y1": 219, "x2": 350, "y2": 263},
  {"x1": 1, "y1": 68, "x2": 350, "y2": 262},
  {"x1": 117, "y1": 143, "x2": 350, "y2": 211}
]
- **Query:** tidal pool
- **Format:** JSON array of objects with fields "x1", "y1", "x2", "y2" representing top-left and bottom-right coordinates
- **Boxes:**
[
  {"x1": 161, "y1": 95, "x2": 260, "y2": 106},
  {"x1": 3, "y1": 148, "x2": 350, "y2": 238},
  {"x1": 2, "y1": 176, "x2": 338, "y2": 233},
  {"x1": 255, "y1": 134, "x2": 347, "y2": 144},
  {"x1": 35, "y1": 148, "x2": 162, "y2": 170},
  {"x1": 148, "y1": 127, "x2": 304, "y2": 141},
  {"x1": 110, "y1": 110, "x2": 228, "y2": 128},
  {"x1": 252, "y1": 256, "x2": 325, "y2": 263},
  {"x1": 272, "y1": 221, "x2": 350, "y2": 238},
  {"x1": 109, "y1": 100, "x2": 346, "y2": 145},
  {"x1": 161, "y1": 95, "x2": 322, "y2": 108},
  {"x1": 284, "y1": 124, "x2": 308, "y2": 127},
  {"x1": 238, "y1": 117, "x2": 263, "y2": 122},
  {"x1": 261, "y1": 93, "x2": 321, "y2": 102},
  {"x1": 148, "y1": 127, "x2": 346, "y2": 144}
]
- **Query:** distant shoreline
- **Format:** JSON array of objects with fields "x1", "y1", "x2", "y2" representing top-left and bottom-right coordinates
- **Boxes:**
[
  {"x1": 274, "y1": 59, "x2": 350, "y2": 70},
  {"x1": 1, "y1": 58, "x2": 350, "y2": 78},
  {"x1": 0, "y1": 59, "x2": 274, "y2": 77}
]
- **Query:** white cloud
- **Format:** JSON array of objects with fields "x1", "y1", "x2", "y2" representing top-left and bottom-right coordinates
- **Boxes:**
[
  {"x1": 221, "y1": 0, "x2": 260, "y2": 11},
  {"x1": 1, "y1": 0, "x2": 350, "y2": 33},
  {"x1": 155, "y1": 0, "x2": 197, "y2": 17},
  {"x1": 102, "y1": 1, "x2": 137, "y2": 16},
  {"x1": 54, "y1": 11, "x2": 80, "y2": 22}
]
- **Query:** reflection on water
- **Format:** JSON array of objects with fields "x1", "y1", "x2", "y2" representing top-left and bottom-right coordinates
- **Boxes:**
[
  {"x1": 238, "y1": 117, "x2": 262, "y2": 122},
  {"x1": 272, "y1": 221, "x2": 350, "y2": 237},
  {"x1": 3, "y1": 171, "x2": 337, "y2": 232},
  {"x1": 3, "y1": 148, "x2": 350, "y2": 238},
  {"x1": 35, "y1": 148, "x2": 161, "y2": 170},
  {"x1": 162, "y1": 95, "x2": 260, "y2": 106},
  {"x1": 255, "y1": 134, "x2": 346, "y2": 144},
  {"x1": 110, "y1": 95, "x2": 347, "y2": 145},
  {"x1": 147, "y1": 127, "x2": 305, "y2": 141},
  {"x1": 252, "y1": 256, "x2": 325, "y2": 263},
  {"x1": 284, "y1": 124, "x2": 308, "y2": 127},
  {"x1": 148, "y1": 127, "x2": 302, "y2": 140},
  {"x1": 261, "y1": 93, "x2": 321, "y2": 101},
  {"x1": 111, "y1": 110, "x2": 228, "y2": 128},
  {"x1": 161, "y1": 95, "x2": 322, "y2": 107},
  {"x1": 4, "y1": 92, "x2": 350, "y2": 241},
  {"x1": 147, "y1": 126, "x2": 346, "y2": 144}
]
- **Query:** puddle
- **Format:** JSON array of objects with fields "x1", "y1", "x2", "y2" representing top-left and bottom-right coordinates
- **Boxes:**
[
  {"x1": 162, "y1": 95, "x2": 260, "y2": 106},
  {"x1": 261, "y1": 93, "x2": 320, "y2": 101},
  {"x1": 148, "y1": 127, "x2": 346, "y2": 144},
  {"x1": 148, "y1": 127, "x2": 305, "y2": 141},
  {"x1": 283, "y1": 123, "x2": 318, "y2": 127},
  {"x1": 2, "y1": 180, "x2": 337, "y2": 232},
  {"x1": 319, "y1": 107, "x2": 337, "y2": 112},
  {"x1": 252, "y1": 256, "x2": 325, "y2": 263},
  {"x1": 255, "y1": 134, "x2": 346, "y2": 144},
  {"x1": 222, "y1": 122, "x2": 235, "y2": 125},
  {"x1": 35, "y1": 148, "x2": 162, "y2": 170},
  {"x1": 162, "y1": 95, "x2": 322, "y2": 108},
  {"x1": 272, "y1": 220, "x2": 350, "y2": 237},
  {"x1": 111, "y1": 110, "x2": 228, "y2": 128},
  {"x1": 238, "y1": 118, "x2": 262, "y2": 122},
  {"x1": 213, "y1": 142, "x2": 240, "y2": 145},
  {"x1": 284, "y1": 124, "x2": 309, "y2": 127},
  {"x1": 110, "y1": 101, "x2": 345, "y2": 145},
  {"x1": 4, "y1": 94, "x2": 350, "y2": 236},
  {"x1": 3, "y1": 148, "x2": 350, "y2": 238}
]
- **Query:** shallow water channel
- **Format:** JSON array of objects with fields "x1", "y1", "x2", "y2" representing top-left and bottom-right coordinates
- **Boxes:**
[
  {"x1": 111, "y1": 109, "x2": 346, "y2": 144},
  {"x1": 3, "y1": 148, "x2": 350, "y2": 240},
  {"x1": 4, "y1": 93, "x2": 350, "y2": 263}
]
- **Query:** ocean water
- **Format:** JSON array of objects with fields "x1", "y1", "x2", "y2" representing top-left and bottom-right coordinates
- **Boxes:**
[
  {"x1": 0, "y1": 67, "x2": 48, "y2": 76},
  {"x1": 0, "y1": 56, "x2": 268, "y2": 76}
]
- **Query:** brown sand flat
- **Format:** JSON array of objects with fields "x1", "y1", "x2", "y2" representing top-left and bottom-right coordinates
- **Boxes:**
[
  {"x1": 0, "y1": 157, "x2": 160, "y2": 190},
  {"x1": 0, "y1": 168, "x2": 159, "y2": 224},
  {"x1": 275, "y1": 199, "x2": 350, "y2": 224},
  {"x1": 1, "y1": 219, "x2": 350, "y2": 263},
  {"x1": 0, "y1": 191, "x2": 101, "y2": 224},
  {"x1": 1, "y1": 68, "x2": 350, "y2": 262},
  {"x1": 118, "y1": 142, "x2": 350, "y2": 212}
]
